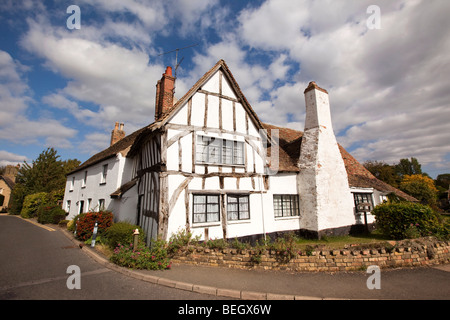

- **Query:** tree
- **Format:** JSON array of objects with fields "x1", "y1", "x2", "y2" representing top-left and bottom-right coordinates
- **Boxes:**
[
  {"x1": 395, "y1": 157, "x2": 422, "y2": 178},
  {"x1": 435, "y1": 174, "x2": 450, "y2": 190},
  {"x1": 9, "y1": 148, "x2": 80, "y2": 215},
  {"x1": 364, "y1": 160, "x2": 399, "y2": 187},
  {"x1": 400, "y1": 174, "x2": 438, "y2": 206}
]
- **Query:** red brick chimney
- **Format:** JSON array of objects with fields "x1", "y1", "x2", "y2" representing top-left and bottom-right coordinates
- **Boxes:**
[
  {"x1": 155, "y1": 66, "x2": 175, "y2": 120},
  {"x1": 110, "y1": 122, "x2": 125, "y2": 146}
]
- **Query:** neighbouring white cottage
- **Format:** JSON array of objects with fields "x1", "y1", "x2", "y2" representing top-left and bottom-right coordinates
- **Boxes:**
[{"x1": 63, "y1": 60, "x2": 415, "y2": 244}]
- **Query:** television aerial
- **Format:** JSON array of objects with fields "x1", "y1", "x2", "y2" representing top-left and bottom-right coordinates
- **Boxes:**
[{"x1": 158, "y1": 43, "x2": 199, "y2": 79}]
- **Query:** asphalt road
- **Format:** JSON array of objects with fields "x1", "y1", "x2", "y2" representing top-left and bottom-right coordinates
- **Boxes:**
[
  {"x1": 1, "y1": 214, "x2": 449, "y2": 303},
  {"x1": 0, "y1": 215, "x2": 218, "y2": 300}
]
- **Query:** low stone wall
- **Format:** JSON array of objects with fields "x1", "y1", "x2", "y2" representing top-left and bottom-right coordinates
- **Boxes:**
[{"x1": 172, "y1": 238, "x2": 450, "y2": 272}]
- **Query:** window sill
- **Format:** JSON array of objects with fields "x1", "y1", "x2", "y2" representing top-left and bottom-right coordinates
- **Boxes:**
[
  {"x1": 227, "y1": 219, "x2": 251, "y2": 225},
  {"x1": 192, "y1": 222, "x2": 221, "y2": 228},
  {"x1": 274, "y1": 215, "x2": 300, "y2": 221},
  {"x1": 195, "y1": 162, "x2": 245, "y2": 168}
]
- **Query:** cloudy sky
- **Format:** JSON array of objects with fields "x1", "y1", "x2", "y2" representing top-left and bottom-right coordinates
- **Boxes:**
[{"x1": 0, "y1": 0, "x2": 449, "y2": 178}]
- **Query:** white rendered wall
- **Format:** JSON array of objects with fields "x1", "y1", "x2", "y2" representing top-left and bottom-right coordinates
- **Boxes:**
[{"x1": 63, "y1": 154, "x2": 127, "y2": 220}]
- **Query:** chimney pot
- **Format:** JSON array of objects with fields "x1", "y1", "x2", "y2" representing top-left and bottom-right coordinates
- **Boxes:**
[{"x1": 110, "y1": 121, "x2": 125, "y2": 146}]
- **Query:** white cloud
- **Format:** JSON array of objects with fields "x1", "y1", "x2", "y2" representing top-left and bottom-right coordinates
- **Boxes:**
[
  {"x1": 21, "y1": 20, "x2": 164, "y2": 130},
  {"x1": 0, "y1": 150, "x2": 28, "y2": 167},
  {"x1": 0, "y1": 49, "x2": 78, "y2": 149},
  {"x1": 79, "y1": 132, "x2": 111, "y2": 155},
  {"x1": 235, "y1": 0, "x2": 450, "y2": 173},
  {"x1": 3, "y1": 0, "x2": 448, "y2": 176}
]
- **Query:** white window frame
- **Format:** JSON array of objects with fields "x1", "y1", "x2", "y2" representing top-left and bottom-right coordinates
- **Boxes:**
[
  {"x1": 100, "y1": 164, "x2": 108, "y2": 184},
  {"x1": 70, "y1": 176, "x2": 75, "y2": 191},
  {"x1": 98, "y1": 199, "x2": 105, "y2": 211},
  {"x1": 81, "y1": 170, "x2": 87, "y2": 188},
  {"x1": 196, "y1": 135, "x2": 244, "y2": 166}
]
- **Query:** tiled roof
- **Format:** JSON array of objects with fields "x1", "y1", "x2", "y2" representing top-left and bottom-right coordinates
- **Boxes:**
[
  {"x1": 262, "y1": 123, "x2": 417, "y2": 201},
  {"x1": 68, "y1": 126, "x2": 147, "y2": 175},
  {"x1": 0, "y1": 175, "x2": 15, "y2": 189}
]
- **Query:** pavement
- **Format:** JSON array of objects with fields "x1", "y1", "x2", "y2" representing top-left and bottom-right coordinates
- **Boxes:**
[{"x1": 56, "y1": 225, "x2": 450, "y2": 300}]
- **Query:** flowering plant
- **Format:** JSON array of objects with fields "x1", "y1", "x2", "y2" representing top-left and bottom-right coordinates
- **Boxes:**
[{"x1": 75, "y1": 211, "x2": 113, "y2": 241}]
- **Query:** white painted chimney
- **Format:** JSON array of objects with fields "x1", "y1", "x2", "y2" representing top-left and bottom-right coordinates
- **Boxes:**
[{"x1": 297, "y1": 82, "x2": 355, "y2": 237}]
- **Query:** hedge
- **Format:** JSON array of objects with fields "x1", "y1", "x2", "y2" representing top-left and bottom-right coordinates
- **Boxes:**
[
  {"x1": 37, "y1": 205, "x2": 67, "y2": 224},
  {"x1": 105, "y1": 221, "x2": 146, "y2": 249},
  {"x1": 372, "y1": 202, "x2": 448, "y2": 240}
]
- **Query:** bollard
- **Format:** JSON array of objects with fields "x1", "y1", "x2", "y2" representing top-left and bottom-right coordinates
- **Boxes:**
[
  {"x1": 133, "y1": 228, "x2": 140, "y2": 250},
  {"x1": 91, "y1": 221, "x2": 98, "y2": 247}
]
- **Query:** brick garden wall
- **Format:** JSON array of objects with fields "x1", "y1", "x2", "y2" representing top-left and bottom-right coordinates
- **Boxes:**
[{"x1": 172, "y1": 238, "x2": 450, "y2": 272}]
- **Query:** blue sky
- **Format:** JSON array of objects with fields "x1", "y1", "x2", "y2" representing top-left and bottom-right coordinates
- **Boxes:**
[{"x1": 0, "y1": 0, "x2": 449, "y2": 178}]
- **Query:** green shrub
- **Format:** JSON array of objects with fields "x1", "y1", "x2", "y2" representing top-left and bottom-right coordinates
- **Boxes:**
[
  {"x1": 167, "y1": 228, "x2": 197, "y2": 255},
  {"x1": 110, "y1": 239, "x2": 171, "y2": 270},
  {"x1": 203, "y1": 238, "x2": 227, "y2": 250},
  {"x1": 372, "y1": 202, "x2": 448, "y2": 240},
  {"x1": 267, "y1": 233, "x2": 298, "y2": 263},
  {"x1": 20, "y1": 192, "x2": 48, "y2": 218},
  {"x1": 37, "y1": 205, "x2": 67, "y2": 224},
  {"x1": 105, "y1": 222, "x2": 145, "y2": 249},
  {"x1": 75, "y1": 211, "x2": 113, "y2": 241}
]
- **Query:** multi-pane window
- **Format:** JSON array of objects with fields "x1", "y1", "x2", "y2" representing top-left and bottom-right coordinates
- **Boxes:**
[
  {"x1": 353, "y1": 193, "x2": 374, "y2": 211},
  {"x1": 273, "y1": 195, "x2": 299, "y2": 218},
  {"x1": 193, "y1": 194, "x2": 220, "y2": 223},
  {"x1": 227, "y1": 195, "x2": 250, "y2": 221},
  {"x1": 196, "y1": 136, "x2": 244, "y2": 165}
]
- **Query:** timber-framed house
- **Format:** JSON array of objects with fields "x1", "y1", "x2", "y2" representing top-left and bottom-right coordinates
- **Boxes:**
[{"x1": 63, "y1": 60, "x2": 416, "y2": 244}]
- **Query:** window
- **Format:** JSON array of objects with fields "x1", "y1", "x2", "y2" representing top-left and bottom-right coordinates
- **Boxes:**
[
  {"x1": 227, "y1": 195, "x2": 250, "y2": 221},
  {"x1": 100, "y1": 164, "x2": 108, "y2": 184},
  {"x1": 66, "y1": 200, "x2": 71, "y2": 212},
  {"x1": 353, "y1": 193, "x2": 374, "y2": 211},
  {"x1": 87, "y1": 198, "x2": 92, "y2": 211},
  {"x1": 196, "y1": 136, "x2": 244, "y2": 165},
  {"x1": 273, "y1": 195, "x2": 299, "y2": 218},
  {"x1": 82, "y1": 171, "x2": 87, "y2": 188},
  {"x1": 98, "y1": 199, "x2": 105, "y2": 211},
  {"x1": 79, "y1": 200, "x2": 84, "y2": 214},
  {"x1": 70, "y1": 176, "x2": 75, "y2": 191},
  {"x1": 193, "y1": 194, "x2": 220, "y2": 223}
]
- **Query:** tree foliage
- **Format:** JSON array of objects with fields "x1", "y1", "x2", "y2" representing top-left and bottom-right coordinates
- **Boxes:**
[
  {"x1": 372, "y1": 202, "x2": 448, "y2": 240},
  {"x1": 400, "y1": 174, "x2": 438, "y2": 206},
  {"x1": 9, "y1": 148, "x2": 80, "y2": 215},
  {"x1": 363, "y1": 160, "x2": 399, "y2": 187},
  {"x1": 395, "y1": 157, "x2": 422, "y2": 178}
]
